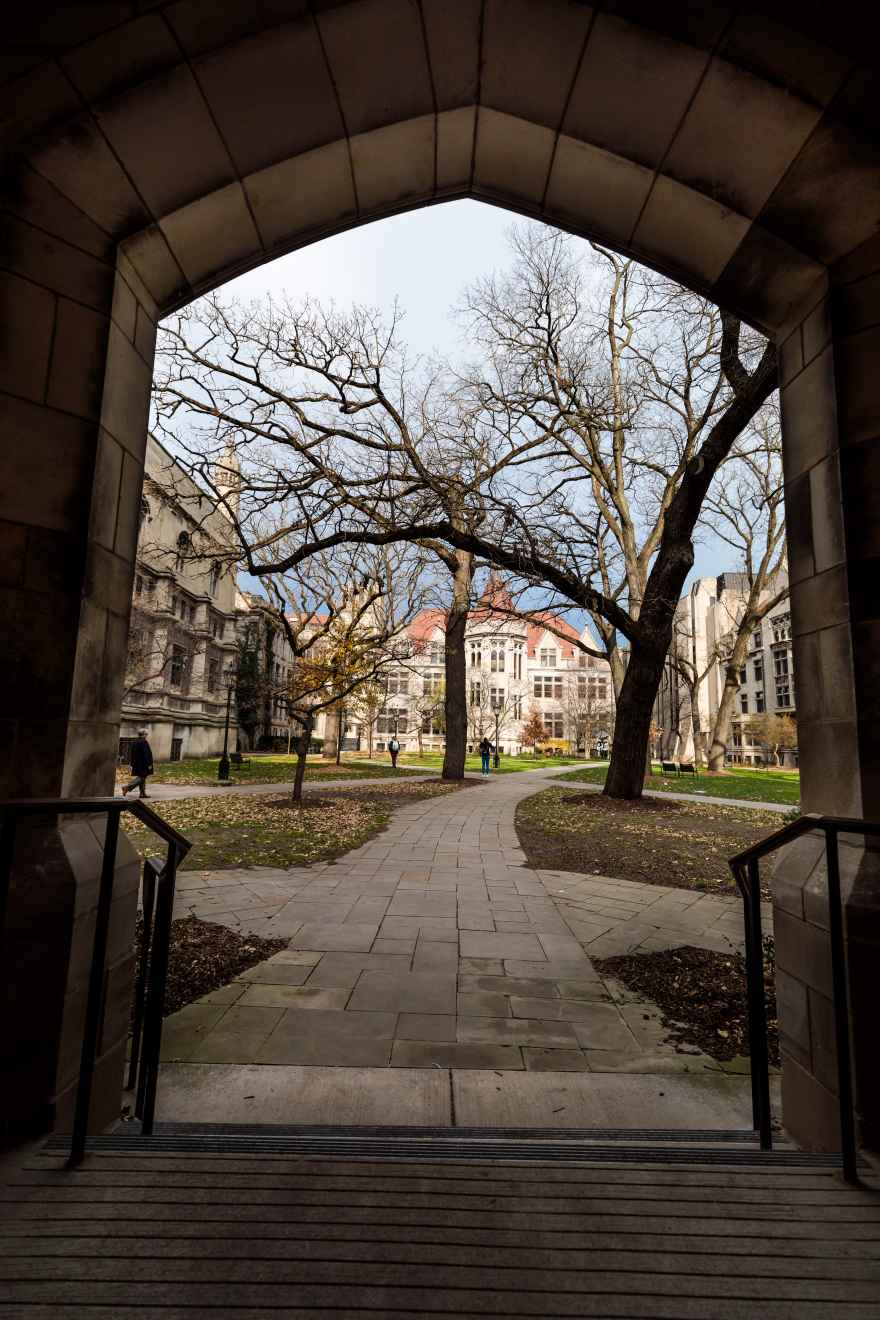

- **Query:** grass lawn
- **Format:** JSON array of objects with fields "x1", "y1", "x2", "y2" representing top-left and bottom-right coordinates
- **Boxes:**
[
  {"x1": 554, "y1": 763, "x2": 800, "y2": 806},
  {"x1": 146, "y1": 754, "x2": 422, "y2": 786},
  {"x1": 516, "y1": 787, "x2": 781, "y2": 896},
  {"x1": 125, "y1": 778, "x2": 471, "y2": 870},
  {"x1": 398, "y1": 752, "x2": 584, "y2": 774}
]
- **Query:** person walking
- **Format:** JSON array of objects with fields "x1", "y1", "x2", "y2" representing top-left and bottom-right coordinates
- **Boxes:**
[
  {"x1": 388, "y1": 735, "x2": 401, "y2": 768},
  {"x1": 479, "y1": 736, "x2": 493, "y2": 775},
  {"x1": 122, "y1": 729, "x2": 154, "y2": 798}
]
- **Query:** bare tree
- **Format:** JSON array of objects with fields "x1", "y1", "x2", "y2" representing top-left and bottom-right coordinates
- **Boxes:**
[
  {"x1": 701, "y1": 406, "x2": 789, "y2": 771},
  {"x1": 153, "y1": 226, "x2": 776, "y2": 800},
  {"x1": 153, "y1": 297, "x2": 548, "y2": 782}
]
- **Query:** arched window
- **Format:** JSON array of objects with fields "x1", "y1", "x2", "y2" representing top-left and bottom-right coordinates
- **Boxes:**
[
  {"x1": 210, "y1": 560, "x2": 222, "y2": 594},
  {"x1": 176, "y1": 530, "x2": 190, "y2": 569}
]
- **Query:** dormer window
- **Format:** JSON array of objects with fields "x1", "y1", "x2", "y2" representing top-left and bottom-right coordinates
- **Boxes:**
[{"x1": 539, "y1": 648, "x2": 556, "y2": 667}]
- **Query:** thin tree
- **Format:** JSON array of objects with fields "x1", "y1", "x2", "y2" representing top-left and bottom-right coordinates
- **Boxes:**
[{"x1": 702, "y1": 407, "x2": 789, "y2": 771}]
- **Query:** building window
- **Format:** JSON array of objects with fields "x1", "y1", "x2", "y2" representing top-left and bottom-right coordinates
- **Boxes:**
[
  {"x1": 776, "y1": 682, "x2": 792, "y2": 708},
  {"x1": 428, "y1": 642, "x2": 444, "y2": 666},
  {"x1": 772, "y1": 614, "x2": 791, "y2": 644},
  {"x1": 469, "y1": 643, "x2": 482, "y2": 668},
  {"x1": 755, "y1": 691, "x2": 765, "y2": 713},
  {"x1": 470, "y1": 681, "x2": 482, "y2": 706},
  {"x1": 513, "y1": 647, "x2": 522, "y2": 680},
  {"x1": 774, "y1": 651, "x2": 790, "y2": 677},
  {"x1": 512, "y1": 695, "x2": 522, "y2": 720},
  {"x1": 377, "y1": 709, "x2": 407, "y2": 735},
  {"x1": 751, "y1": 627, "x2": 762, "y2": 649},
  {"x1": 754, "y1": 659, "x2": 763, "y2": 683},
  {"x1": 740, "y1": 693, "x2": 749, "y2": 714},
  {"x1": 210, "y1": 561, "x2": 222, "y2": 594},
  {"x1": 534, "y1": 675, "x2": 563, "y2": 699},
  {"x1": 385, "y1": 671, "x2": 409, "y2": 696},
  {"x1": 539, "y1": 648, "x2": 557, "y2": 667},
  {"x1": 423, "y1": 672, "x2": 443, "y2": 696},
  {"x1": 176, "y1": 530, "x2": 191, "y2": 568},
  {"x1": 543, "y1": 713, "x2": 565, "y2": 738},
  {"x1": 140, "y1": 497, "x2": 151, "y2": 527},
  {"x1": 207, "y1": 657, "x2": 220, "y2": 693},
  {"x1": 490, "y1": 644, "x2": 505, "y2": 673},
  {"x1": 170, "y1": 645, "x2": 186, "y2": 688},
  {"x1": 489, "y1": 685, "x2": 505, "y2": 707},
  {"x1": 135, "y1": 574, "x2": 143, "y2": 595}
]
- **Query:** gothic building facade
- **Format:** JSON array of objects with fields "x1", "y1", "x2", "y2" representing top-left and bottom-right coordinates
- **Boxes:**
[
  {"x1": 654, "y1": 571, "x2": 797, "y2": 767},
  {"x1": 118, "y1": 437, "x2": 241, "y2": 761},
  {"x1": 344, "y1": 583, "x2": 615, "y2": 757}
]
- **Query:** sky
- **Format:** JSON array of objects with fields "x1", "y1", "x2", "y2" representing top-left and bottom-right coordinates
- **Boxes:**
[{"x1": 194, "y1": 198, "x2": 738, "y2": 605}]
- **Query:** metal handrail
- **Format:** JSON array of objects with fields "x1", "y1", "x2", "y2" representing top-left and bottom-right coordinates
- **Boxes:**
[
  {"x1": 0, "y1": 796, "x2": 192, "y2": 1167},
  {"x1": 729, "y1": 812, "x2": 880, "y2": 1185}
]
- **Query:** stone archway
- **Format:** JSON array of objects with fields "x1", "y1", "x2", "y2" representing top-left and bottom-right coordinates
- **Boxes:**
[{"x1": 2, "y1": 0, "x2": 879, "y2": 1150}]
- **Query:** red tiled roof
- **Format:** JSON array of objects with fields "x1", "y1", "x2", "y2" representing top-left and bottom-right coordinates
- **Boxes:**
[
  {"x1": 525, "y1": 612, "x2": 581, "y2": 658},
  {"x1": 408, "y1": 605, "x2": 586, "y2": 659}
]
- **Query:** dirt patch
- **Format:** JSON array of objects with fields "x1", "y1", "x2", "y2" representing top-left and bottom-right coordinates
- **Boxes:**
[
  {"x1": 595, "y1": 943, "x2": 778, "y2": 1065},
  {"x1": 516, "y1": 787, "x2": 779, "y2": 897},
  {"x1": 135, "y1": 915, "x2": 287, "y2": 1018}
]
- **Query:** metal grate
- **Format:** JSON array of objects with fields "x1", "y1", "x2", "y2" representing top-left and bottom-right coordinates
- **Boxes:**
[{"x1": 45, "y1": 1126, "x2": 845, "y2": 1168}]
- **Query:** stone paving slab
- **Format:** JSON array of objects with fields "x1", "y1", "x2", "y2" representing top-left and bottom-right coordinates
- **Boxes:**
[{"x1": 159, "y1": 765, "x2": 769, "y2": 1088}]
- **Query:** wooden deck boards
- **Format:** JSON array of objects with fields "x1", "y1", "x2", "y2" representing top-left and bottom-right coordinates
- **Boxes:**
[{"x1": 1, "y1": 1147, "x2": 878, "y2": 1317}]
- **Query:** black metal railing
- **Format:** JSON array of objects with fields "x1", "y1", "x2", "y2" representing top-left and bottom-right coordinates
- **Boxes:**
[
  {"x1": 0, "y1": 797, "x2": 191, "y2": 1168},
  {"x1": 729, "y1": 812, "x2": 880, "y2": 1184}
]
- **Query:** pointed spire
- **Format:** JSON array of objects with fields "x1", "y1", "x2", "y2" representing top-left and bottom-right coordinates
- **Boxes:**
[
  {"x1": 214, "y1": 441, "x2": 241, "y2": 520},
  {"x1": 479, "y1": 570, "x2": 513, "y2": 611}
]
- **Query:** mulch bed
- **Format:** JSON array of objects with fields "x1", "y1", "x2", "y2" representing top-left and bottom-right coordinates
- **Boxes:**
[
  {"x1": 134, "y1": 915, "x2": 287, "y2": 1019},
  {"x1": 595, "y1": 942, "x2": 779, "y2": 1065},
  {"x1": 516, "y1": 788, "x2": 778, "y2": 897}
]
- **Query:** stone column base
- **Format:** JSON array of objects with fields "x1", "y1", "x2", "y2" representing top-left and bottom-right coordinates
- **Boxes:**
[
  {"x1": 1, "y1": 815, "x2": 140, "y2": 1139},
  {"x1": 773, "y1": 832, "x2": 880, "y2": 1154}
]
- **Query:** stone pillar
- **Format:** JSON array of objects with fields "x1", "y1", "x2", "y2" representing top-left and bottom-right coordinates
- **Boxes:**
[
  {"x1": 775, "y1": 252, "x2": 880, "y2": 1154},
  {"x1": 0, "y1": 168, "x2": 158, "y2": 1133}
]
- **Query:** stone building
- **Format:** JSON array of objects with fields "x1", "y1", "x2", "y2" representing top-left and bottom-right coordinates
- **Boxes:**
[
  {"x1": 654, "y1": 571, "x2": 796, "y2": 766},
  {"x1": 359, "y1": 582, "x2": 614, "y2": 757},
  {"x1": 234, "y1": 590, "x2": 297, "y2": 750},
  {"x1": 118, "y1": 437, "x2": 240, "y2": 761}
]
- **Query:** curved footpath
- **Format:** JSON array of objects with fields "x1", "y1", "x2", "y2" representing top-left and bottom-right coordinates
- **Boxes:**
[{"x1": 154, "y1": 766, "x2": 774, "y2": 1131}]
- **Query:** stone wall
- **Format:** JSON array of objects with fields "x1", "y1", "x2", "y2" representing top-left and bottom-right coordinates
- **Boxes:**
[{"x1": 776, "y1": 260, "x2": 880, "y2": 1153}]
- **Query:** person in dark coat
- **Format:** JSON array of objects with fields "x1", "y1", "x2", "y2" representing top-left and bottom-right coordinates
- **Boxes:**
[
  {"x1": 122, "y1": 729, "x2": 154, "y2": 798},
  {"x1": 479, "y1": 737, "x2": 493, "y2": 775}
]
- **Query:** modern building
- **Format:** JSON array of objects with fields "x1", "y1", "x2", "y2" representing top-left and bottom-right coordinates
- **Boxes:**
[
  {"x1": 358, "y1": 580, "x2": 614, "y2": 757},
  {"x1": 118, "y1": 437, "x2": 241, "y2": 762},
  {"x1": 655, "y1": 571, "x2": 796, "y2": 766}
]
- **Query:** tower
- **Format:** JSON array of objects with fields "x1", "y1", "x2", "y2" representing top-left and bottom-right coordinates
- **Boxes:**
[{"x1": 213, "y1": 442, "x2": 242, "y2": 521}]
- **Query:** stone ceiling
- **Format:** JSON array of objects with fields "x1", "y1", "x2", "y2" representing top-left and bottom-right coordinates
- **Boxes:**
[{"x1": 3, "y1": 1, "x2": 880, "y2": 329}]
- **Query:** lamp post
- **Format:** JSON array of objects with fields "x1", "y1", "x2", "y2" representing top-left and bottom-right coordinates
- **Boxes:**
[
  {"x1": 491, "y1": 696, "x2": 502, "y2": 769},
  {"x1": 217, "y1": 664, "x2": 238, "y2": 782}
]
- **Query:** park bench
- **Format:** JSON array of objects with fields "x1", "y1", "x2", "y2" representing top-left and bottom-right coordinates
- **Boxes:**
[
  {"x1": 660, "y1": 760, "x2": 678, "y2": 775},
  {"x1": 678, "y1": 762, "x2": 697, "y2": 776},
  {"x1": 229, "y1": 751, "x2": 251, "y2": 768}
]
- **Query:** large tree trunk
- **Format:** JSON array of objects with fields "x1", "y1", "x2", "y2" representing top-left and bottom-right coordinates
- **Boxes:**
[
  {"x1": 442, "y1": 550, "x2": 472, "y2": 781},
  {"x1": 604, "y1": 642, "x2": 668, "y2": 798},
  {"x1": 291, "y1": 718, "x2": 313, "y2": 803},
  {"x1": 707, "y1": 659, "x2": 744, "y2": 772},
  {"x1": 323, "y1": 706, "x2": 340, "y2": 760}
]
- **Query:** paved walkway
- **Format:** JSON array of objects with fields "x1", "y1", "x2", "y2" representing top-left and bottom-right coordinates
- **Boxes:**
[{"x1": 161, "y1": 768, "x2": 769, "y2": 1078}]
